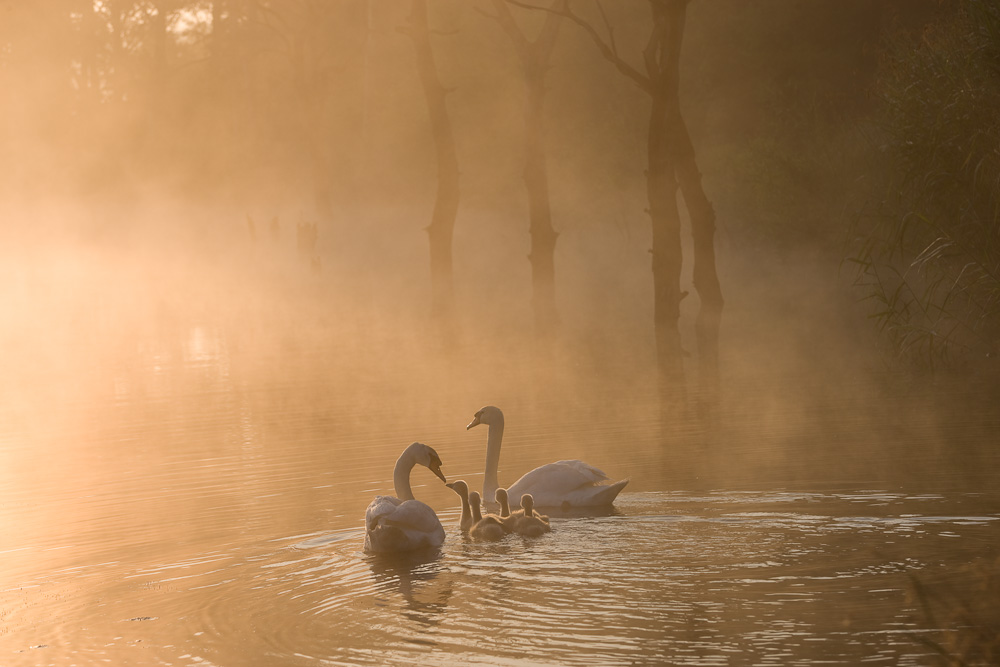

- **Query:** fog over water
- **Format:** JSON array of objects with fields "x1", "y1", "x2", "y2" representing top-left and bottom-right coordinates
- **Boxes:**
[{"x1": 2, "y1": 1, "x2": 998, "y2": 665}]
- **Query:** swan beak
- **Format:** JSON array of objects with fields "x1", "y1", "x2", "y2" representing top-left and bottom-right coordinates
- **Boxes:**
[
  {"x1": 430, "y1": 463, "x2": 447, "y2": 483},
  {"x1": 466, "y1": 415, "x2": 481, "y2": 430}
]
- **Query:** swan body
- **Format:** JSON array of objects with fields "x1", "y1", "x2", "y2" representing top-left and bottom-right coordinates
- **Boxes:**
[
  {"x1": 364, "y1": 442, "x2": 447, "y2": 553},
  {"x1": 448, "y1": 481, "x2": 506, "y2": 542},
  {"x1": 468, "y1": 406, "x2": 628, "y2": 508}
]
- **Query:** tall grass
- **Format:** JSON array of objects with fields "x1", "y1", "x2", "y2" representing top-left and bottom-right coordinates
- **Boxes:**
[{"x1": 849, "y1": 0, "x2": 1000, "y2": 370}]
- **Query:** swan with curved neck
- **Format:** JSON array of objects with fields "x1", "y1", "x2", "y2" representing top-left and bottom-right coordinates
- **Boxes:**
[
  {"x1": 364, "y1": 442, "x2": 447, "y2": 553},
  {"x1": 467, "y1": 406, "x2": 629, "y2": 509}
]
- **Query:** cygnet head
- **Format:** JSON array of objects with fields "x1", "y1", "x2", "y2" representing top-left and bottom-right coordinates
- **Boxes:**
[
  {"x1": 521, "y1": 494, "x2": 534, "y2": 516},
  {"x1": 446, "y1": 479, "x2": 470, "y2": 499},
  {"x1": 406, "y1": 442, "x2": 446, "y2": 483},
  {"x1": 466, "y1": 405, "x2": 503, "y2": 430},
  {"x1": 495, "y1": 488, "x2": 508, "y2": 505},
  {"x1": 468, "y1": 491, "x2": 484, "y2": 521}
]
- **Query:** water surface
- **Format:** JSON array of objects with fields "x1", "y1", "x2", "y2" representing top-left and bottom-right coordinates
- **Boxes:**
[{"x1": 2, "y1": 245, "x2": 998, "y2": 665}]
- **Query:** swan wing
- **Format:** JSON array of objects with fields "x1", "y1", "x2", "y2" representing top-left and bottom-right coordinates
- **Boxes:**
[
  {"x1": 507, "y1": 460, "x2": 628, "y2": 508},
  {"x1": 364, "y1": 496, "x2": 445, "y2": 552},
  {"x1": 550, "y1": 459, "x2": 612, "y2": 483},
  {"x1": 366, "y1": 495, "x2": 404, "y2": 530},
  {"x1": 507, "y1": 460, "x2": 607, "y2": 496}
]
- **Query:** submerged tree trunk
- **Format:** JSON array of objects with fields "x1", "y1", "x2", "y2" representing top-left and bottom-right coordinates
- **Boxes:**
[
  {"x1": 524, "y1": 66, "x2": 560, "y2": 334},
  {"x1": 501, "y1": 0, "x2": 723, "y2": 412},
  {"x1": 407, "y1": 0, "x2": 459, "y2": 320},
  {"x1": 492, "y1": 0, "x2": 565, "y2": 335},
  {"x1": 646, "y1": 0, "x2": 687, "y2": 404},
  {"x1": 674, "y1": 114, "x2": 723, "y2": 400}
]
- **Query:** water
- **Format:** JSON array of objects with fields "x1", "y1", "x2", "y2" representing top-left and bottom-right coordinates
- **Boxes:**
[
  {"x1": 2, "y1": 243, "x2": 999, "y2": 665},
  {"x1": 4, "y1": 484, "x2": 998, "y2": 666}
]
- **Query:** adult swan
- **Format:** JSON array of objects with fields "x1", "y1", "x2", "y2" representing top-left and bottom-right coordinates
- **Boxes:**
[
  {"x1": 364, "y1": 442, "x2": 447, "y2": 553},
  {"x1": 467, "y1": 406, "x2": 628, "y2": 509}
]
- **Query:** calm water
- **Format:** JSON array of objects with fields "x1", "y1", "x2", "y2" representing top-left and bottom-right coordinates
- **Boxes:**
[{"x1": 2, "y1": 243, "x2": 999, "y2": 665}]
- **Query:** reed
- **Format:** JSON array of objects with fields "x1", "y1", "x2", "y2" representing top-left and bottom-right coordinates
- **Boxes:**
[{"x1": 848, "y1": 0, "x2": 1000, "y2": 370}]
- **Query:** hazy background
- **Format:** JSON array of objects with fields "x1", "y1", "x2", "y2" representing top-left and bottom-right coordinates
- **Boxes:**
[
  {"x1": 4, "y1": 3, "x2": 1000, "y2": 664},
  {"x1": 1, "y1": 0, "x2": 997, "y2": 489}
]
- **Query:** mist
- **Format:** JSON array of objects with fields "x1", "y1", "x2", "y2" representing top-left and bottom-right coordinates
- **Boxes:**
[
  {"x1": 3, "y1": 0, "x2": 989, "y2": 482},
  {"x1": 2, "y1": 1, "x2": 999, "y2": 664}
]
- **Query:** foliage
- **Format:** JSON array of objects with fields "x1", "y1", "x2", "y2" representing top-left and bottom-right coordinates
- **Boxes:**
[
  {"x1": 0, "y1": 1, "x2": 371, "y2": 203},
  {"x1": 849, "y1": 0, "x2": 1000, "y2": 370}
]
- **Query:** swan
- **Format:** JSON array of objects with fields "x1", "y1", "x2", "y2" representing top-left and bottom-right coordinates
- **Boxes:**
[
  {"x1": 512, "y1": 494, "x2": 551, "y2": 538},
  {"x1": 364, "y1": 442, "x2": 447, "y2": 553},
  {"x1": 494, "y1": 487, "x2": 546, "y2": 533},
  {"x1": 468, "y1": 490, "x2": 506, "y2": 541},
  {"x1": 467, "y1": 405, "x2": 629, "y2": 509},
  {"x1": 446, "y1": 480, "x2": 475, "y2": 533},
  {"x1": 496, "y1": 488, "x2": 512, "y2": 518},
  {"x1": 447, "y1": 480, "x2": 506, "y2": 542},
  {"x1": 493, "y1": 488, "x2": 521, "y2": 533}
]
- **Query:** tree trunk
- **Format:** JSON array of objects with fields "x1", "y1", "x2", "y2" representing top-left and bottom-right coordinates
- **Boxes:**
[
  {"x1": 647, "y1": 95, "x2": 686, "y2": 399},
  {"x1": 151, "y1": 2, "x2": 168, "y2": 80},
  {"x1": 408, "y1": 0, "x2": 459, "y2": 320},
  {"x1": 646, "y1": 0, "x2": 687, "y2": 404},
  {"x1": 528, "y1": 0, "x2": 723, "y2": 415},
  {"x1": 524, "y1": 70, "x2": 559, "y2": 334},
  {"x1": 211, "y1": 1, "x2": 224, "y2": 61},
  {"x1": 674, "y1": 114, "x2": 723, "y2": 399},
  {"x1": 491, "y1": 0, "x2": 565, "y2": 335}
]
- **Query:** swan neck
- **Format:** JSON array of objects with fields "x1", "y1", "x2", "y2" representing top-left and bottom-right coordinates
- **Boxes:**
[
  {"x1": 392, "y1": 451, "x2": 416, "y2": 501},
  {"x1": 483, "y1": 418, "x2": 504, "y2": 501},
  {"x1": 460, "y1": 494, "x2": 472, "y2": 529}
]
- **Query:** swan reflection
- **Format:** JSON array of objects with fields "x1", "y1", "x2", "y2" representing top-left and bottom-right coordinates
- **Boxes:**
[{"x1": 365, "y1": 550, "x2": 452, "y2": 627}]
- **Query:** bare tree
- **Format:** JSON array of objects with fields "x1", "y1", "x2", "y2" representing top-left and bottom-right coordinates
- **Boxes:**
[
  {"x1": 401, "y1": 0, "x2": 460, "y2": 320},
  {"x1": 484, "y1": 0, "x2": 567, "y2": 334},
  {"x1": 512, "y1": 0, "x2": 723, "y2": 410}
]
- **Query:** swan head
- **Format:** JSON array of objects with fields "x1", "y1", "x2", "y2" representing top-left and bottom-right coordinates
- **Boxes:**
[
  {"x1": 405, "y1": 442, "x2": 447, "y2": 483},
  {"x1": 446, "y1": 479, "x2": 470, "y2": 499},
  {"x1": 467, "y1": 405, "x2": 503, "y2": 430}
]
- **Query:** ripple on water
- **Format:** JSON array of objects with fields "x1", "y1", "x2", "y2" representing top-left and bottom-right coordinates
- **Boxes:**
[{"x1": 5, "y1": 491, "x2": 996, "y2": 665}]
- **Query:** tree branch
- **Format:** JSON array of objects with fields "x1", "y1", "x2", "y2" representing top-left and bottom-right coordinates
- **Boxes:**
[
  {"x1": 505, "y1": 0, "x2": 650, "y2": 93},
  {"x1": 534, "y1": 0, "x2": 569, "y2": 64},
  {"x1": 594, "y1": 0, "x2": 617, "y2": 57},
  {"x1": 491, "y1": 0, "x2": 531, "y2": 54}
]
